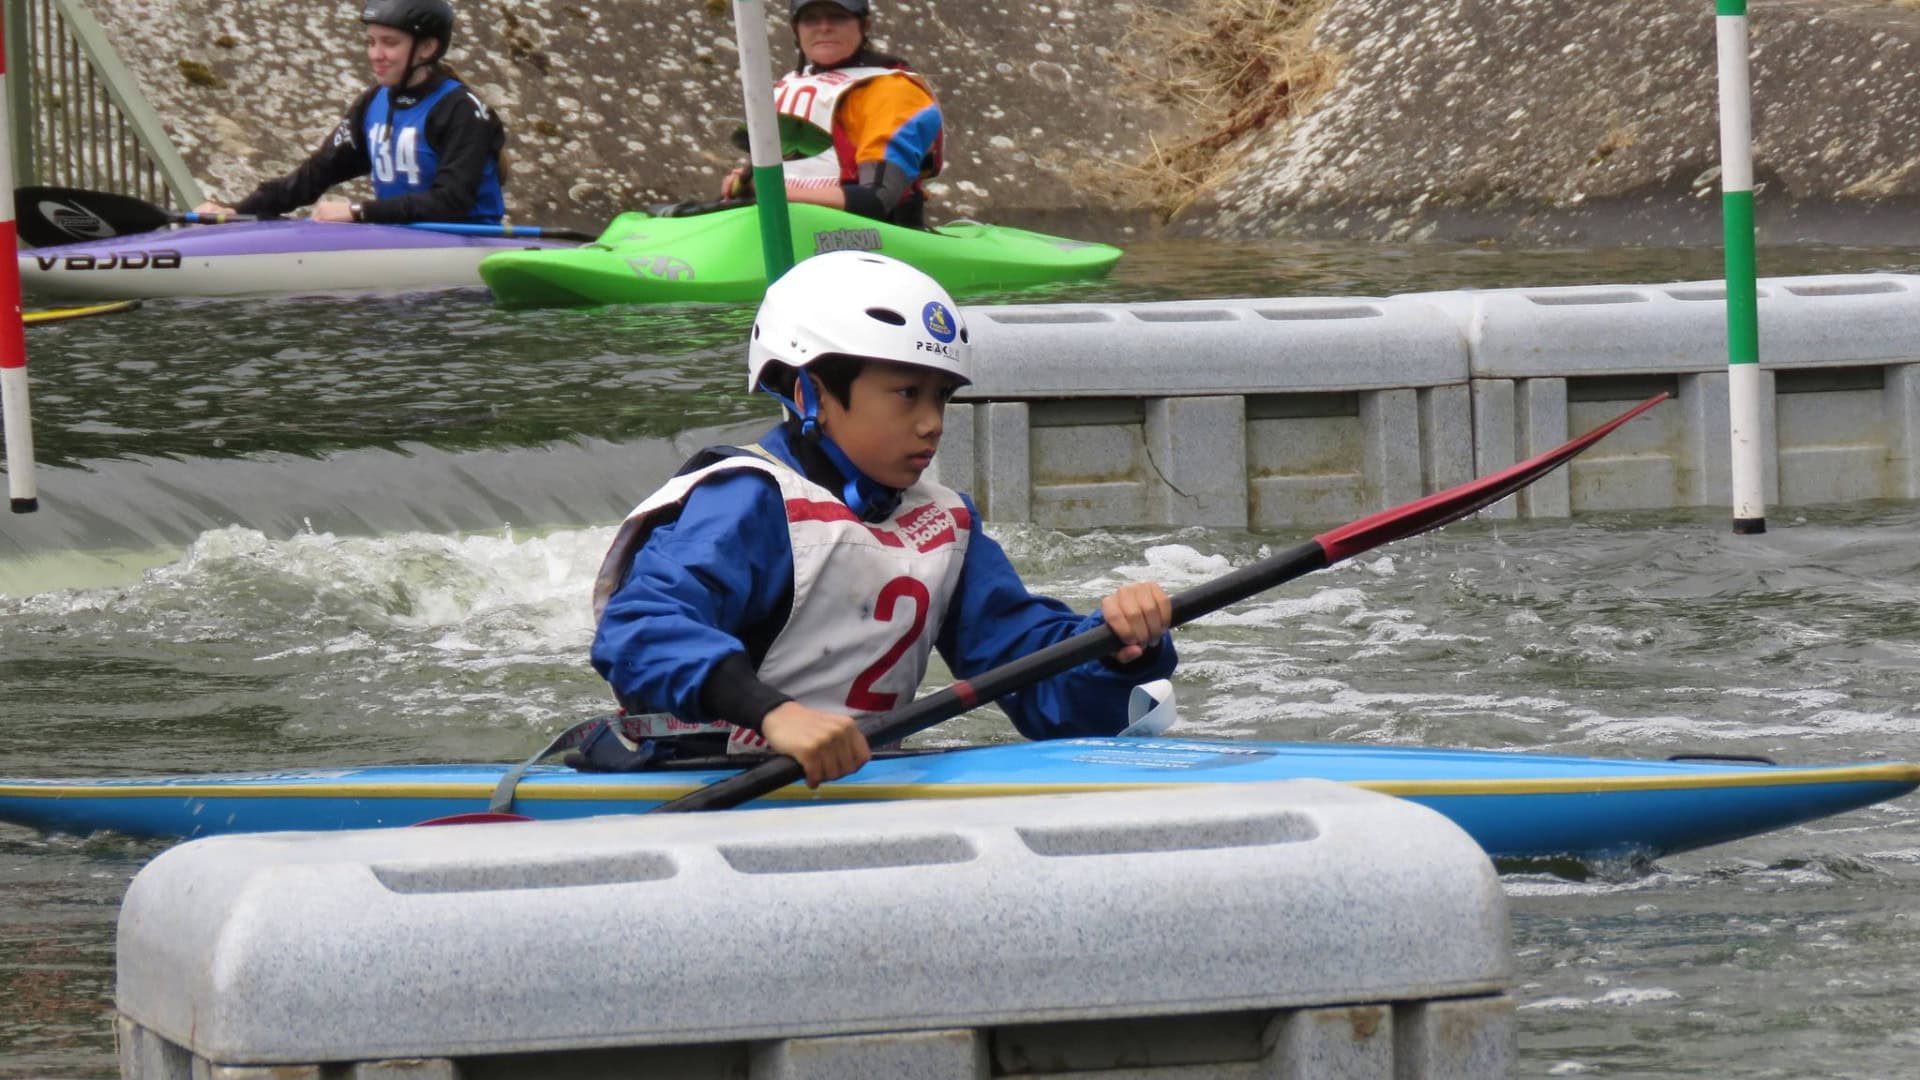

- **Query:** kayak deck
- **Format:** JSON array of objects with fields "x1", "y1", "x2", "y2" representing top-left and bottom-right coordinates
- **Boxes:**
[
  {"x1": 479, "y1": 203, "x2": 1122, "y2": 309},
  {"x1": 20, "y1": 220, "x2": 569, "y2": 301},
  {"x1": 2, "y1": 738, "x2": 1914, "y2": 862}
]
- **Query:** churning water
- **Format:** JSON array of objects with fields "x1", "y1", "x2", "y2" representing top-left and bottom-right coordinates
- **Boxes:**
[{"x1": 5, "y1": 236, "x2": 1920, "y2": 1077}]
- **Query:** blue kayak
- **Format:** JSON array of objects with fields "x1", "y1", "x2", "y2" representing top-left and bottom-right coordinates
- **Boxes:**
[{"x1": 1, "y1": 738, "x2": 1913, "y2": 862}]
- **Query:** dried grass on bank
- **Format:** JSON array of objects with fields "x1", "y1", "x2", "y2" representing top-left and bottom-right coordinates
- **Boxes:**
[{"x1": 1074, "y1": 0, "x2": 1340, "y2": 220}]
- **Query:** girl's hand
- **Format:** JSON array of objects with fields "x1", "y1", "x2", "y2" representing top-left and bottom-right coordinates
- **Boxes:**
[
  {"x1": 193, "y1": 200, "x2": 238, "y2": 216},
  {"x1": 311, "y1": 197, "x2": 355, "y2": 223},
  {"x1": 760, "y1": 702, "x2": 871, "y2": 787},
  {"x1": 1101, "y1": 581, "x2": 1172, "y2": 664}
]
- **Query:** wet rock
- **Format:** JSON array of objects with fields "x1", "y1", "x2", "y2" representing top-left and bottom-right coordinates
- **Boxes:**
[{"x1": 1177, "y1": 0, "x2": 1920, "y2": 243}]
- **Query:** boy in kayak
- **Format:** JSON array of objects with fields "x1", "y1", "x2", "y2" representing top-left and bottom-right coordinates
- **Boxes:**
[
  {"x1": 589, "y1": 252, "x2": 1175, "y2": 787},
  {"x1": 196, "y1": 0, "x2": 506, "y2": 226},
  {"x1": 721, "y1": 0, "x2": 944, "y2": 228}
]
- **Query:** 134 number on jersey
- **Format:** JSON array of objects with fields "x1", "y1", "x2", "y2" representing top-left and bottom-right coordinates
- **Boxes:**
[{"x1": 370, "y1": 124, "x2": 421, "y2": 186}]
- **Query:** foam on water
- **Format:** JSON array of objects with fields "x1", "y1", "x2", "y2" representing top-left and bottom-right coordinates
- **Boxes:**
[
  {"x1": 5, "y1": 524, "x2": 621, "y2": 752},
  {"x1": 1520, "y1": 987, "x2": 1682, "y2": 1011}
]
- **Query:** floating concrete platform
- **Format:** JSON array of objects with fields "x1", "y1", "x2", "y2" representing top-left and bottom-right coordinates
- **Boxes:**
[
  {"x1": 945, "y1": 273, "x2": 1920, "y2": 527},
  {"x1": 115, "y1": 780, "x2": 1512, "y2": 1078}
]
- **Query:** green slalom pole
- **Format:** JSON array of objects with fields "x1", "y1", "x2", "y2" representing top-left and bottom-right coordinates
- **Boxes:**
[
  {"x1": 732, "y1": 0, "x2": 796, "y2": 283},
  {"x1": 1717, "y1": 0, "x2": 1765, "y2": 534}
]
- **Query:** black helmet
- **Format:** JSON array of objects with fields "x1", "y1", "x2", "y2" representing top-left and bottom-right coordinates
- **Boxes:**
[
  {"x1": 789, "y1": 0, "x2": 869, "y2": 21},
  {"x1": 362, "y1": 0, "x2": 455, "y2": 56}
]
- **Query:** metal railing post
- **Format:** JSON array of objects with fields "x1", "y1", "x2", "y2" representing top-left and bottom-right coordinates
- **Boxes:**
[
  {"x1": 7, "y1": 0, "x2": 208, "y2": 212},
  {"x1": 2, "y1": 0, "x2": 31, "y2": 187},
  {"x1": 47, "y1": 0, "x2": 199, "y2": 206}
]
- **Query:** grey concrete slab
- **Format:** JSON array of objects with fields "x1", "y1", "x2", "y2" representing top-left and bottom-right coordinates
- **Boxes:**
[
  {"x1": 1888, "y1": 365, "x2": 1920, "y2": 499},
  {"x1": 751, "y1": 1030, "x2": 987, "y2": 1080},
  {"x1": 1517, "y1": 378, "x2": 1569, "y2": 519},
  {"x1": 964, "y1": 296, "x2": 1470, "y2": 398},
  {"x1": 1266, "y1": 1005, "x2": 1394, "y2": 1080},
  {"x1": 116, "y1": 781, "x2": 1509, "y2": 1068},
  {"x1": 983, "y1": 401, "x2": 1031, "y2": 522},
  {"x1": 1470, "y1": 379, "x2": 1518, "y2": 520},
  {"x1": 1147, "y1": 394, "x2": 1249, "y2": 526},
  {"x1": 1414, "y1": 274, "x2": 1920, "y2": 378}
]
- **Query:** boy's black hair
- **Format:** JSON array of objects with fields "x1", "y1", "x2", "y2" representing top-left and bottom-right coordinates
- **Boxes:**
[{"x1": 762, "y1": 354, "x2": 865, "y2": 412}]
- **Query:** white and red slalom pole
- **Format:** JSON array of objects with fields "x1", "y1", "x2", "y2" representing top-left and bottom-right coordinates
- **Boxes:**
[{"x1": 0, "y1": 19, "x2": 36, "y2": 513}]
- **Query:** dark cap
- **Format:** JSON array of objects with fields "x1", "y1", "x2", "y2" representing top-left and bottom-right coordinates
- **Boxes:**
[{"x1": 790, "y1": 0, "x2": 869, "y2": 21}]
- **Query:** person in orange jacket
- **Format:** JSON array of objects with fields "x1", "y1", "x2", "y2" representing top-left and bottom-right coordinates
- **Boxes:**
[{"x1": 721, "y1": 0, "x2": 944, "y2": 227}]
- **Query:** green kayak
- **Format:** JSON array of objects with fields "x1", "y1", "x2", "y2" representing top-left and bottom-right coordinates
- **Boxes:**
[{"x1": 478, "y1": 202, "x2": 1122, "y2": 309}]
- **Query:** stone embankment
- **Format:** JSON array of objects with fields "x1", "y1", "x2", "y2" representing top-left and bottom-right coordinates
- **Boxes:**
[
  {"x1": 1179, "y1": 0, "x2": 1920, "y2": 244},
  {"x1": 99, "y1": 0, "x2": 1166, "y2": 233},
  {"x1": 87, "y1": 0, "x2": 1920, "y2": 243}
]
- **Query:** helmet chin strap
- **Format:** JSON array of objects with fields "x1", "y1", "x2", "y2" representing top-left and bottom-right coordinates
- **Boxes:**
[{"x1": 760, "y1": 378, "x2": 902, "y2": 523}]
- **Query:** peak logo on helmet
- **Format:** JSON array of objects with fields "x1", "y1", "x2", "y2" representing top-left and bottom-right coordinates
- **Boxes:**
[
  {"x1": 922, "y1": 302, "x2": 956, "y2": 343},
  {"x1": 747, "y1": 251, "x2": 971, "y2": 397}
]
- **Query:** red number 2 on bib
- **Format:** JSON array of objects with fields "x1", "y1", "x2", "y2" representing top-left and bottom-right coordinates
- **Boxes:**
[{"x1": 846, "y1": 577, "x2": 931, "y2": 712}]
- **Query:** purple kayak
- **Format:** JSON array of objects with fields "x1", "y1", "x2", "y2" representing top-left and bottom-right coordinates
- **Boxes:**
[{"x1": 19, "y1": 219, "x2": 570, "y2": 301}]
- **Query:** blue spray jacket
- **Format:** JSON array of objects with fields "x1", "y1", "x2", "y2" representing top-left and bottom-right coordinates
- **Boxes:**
[{"x1": 590, "y1": 423, "x2": 1176, "y2": 741}]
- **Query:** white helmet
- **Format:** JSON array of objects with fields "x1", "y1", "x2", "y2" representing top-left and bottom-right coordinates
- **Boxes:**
[{"x1": 746, "y1": 251, "x2": 971, "y2": 394}]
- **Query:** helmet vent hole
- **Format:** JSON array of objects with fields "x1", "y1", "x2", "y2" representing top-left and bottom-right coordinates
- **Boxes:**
[
  {"x1": 959, "y1": 327, "x2": 970, "y2": 343},
  {"x1": 865, "y1": 307, "x2": 907, "y2": 326}
]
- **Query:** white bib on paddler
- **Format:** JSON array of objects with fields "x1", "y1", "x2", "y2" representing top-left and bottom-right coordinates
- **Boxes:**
[
  {"x1": 771, "y1": 66, "x2": 935, "y2": 190},
  {"x1": 594, "y1": 447, "x2": 972, "y2": 747}
]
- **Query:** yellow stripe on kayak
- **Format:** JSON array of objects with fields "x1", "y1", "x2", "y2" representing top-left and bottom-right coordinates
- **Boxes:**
[
  {"x1": 704, "y1": 762, "x2": 1920, "y2": 803},
  {"x1": 23, "y1": 299, "x2": 141, "y2": 326},
  {"x1": 2, "y1": 762, "x2": 1916, "y2": 803}
]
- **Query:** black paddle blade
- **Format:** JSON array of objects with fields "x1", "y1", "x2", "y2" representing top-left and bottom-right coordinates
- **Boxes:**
[
  {"x1": 646, "y1": 197, "x2": 755, "y2": 219},
  {"x1": 651, "y1": 392, "x2": 1671, "y2": 813},
  {"x1": 16, "y1": 186, "x2": 173, "y2": 247}
]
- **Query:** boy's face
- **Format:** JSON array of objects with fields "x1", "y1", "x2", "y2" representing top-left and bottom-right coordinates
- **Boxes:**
[{"x1": 815, "y1": 360, "x2": 963, "y2": 490}]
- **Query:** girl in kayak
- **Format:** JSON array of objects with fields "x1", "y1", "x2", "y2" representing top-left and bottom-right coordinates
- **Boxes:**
[
  {"x1": 720, "y1": 0, "x2": 944, "y2": 228},
  {"x1": 589, "y1": 252, "x2": 1174, "y2": 787},
  {"x1": 196, "y1": 0, "x2": 506, "y2": 226}
]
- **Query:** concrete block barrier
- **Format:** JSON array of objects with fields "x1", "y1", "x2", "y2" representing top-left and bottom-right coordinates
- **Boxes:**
[
  {"x1": 954, "y1": 297, "x2": 1473, "y2": 527},
  {"x1": 116, "y1": 780, "x2": 1512, "y2": 1079},
  {"x1": 1413, "y1": 274, "x2": 1920, "y2": 514},
  {"x1": 945, "y1": 274, "x2": 1920, "y2": 526}
]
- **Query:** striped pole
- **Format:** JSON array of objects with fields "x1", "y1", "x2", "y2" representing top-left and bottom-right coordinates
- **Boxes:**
[
  {"x1": 1717, "y1": 0, "x2": 1764, "y2": 534},
  {"x1": 732, "y1": 0, "x2": 796, "y2": 282},
  {"x1": 0, "y1": 17, "x2": 37, "y2": 513}
]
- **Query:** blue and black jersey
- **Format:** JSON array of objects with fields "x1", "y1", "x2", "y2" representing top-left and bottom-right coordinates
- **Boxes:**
[{"x1": 235, "y1": 69, "x2": 506, "y2": 224}]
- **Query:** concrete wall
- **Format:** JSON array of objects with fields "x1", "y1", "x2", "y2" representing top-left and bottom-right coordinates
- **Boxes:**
[{"x1": 941, "y1": 273, "x2": 1920, "y2": 527}]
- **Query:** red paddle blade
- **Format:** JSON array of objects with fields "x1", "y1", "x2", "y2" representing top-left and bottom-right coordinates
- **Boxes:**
[
  {"x1": 412, "y1": 811, "x2": 534, "y2": 826},
  {"x1": 1315, "y1": 392, "x2": 1669, "y2": 563}
]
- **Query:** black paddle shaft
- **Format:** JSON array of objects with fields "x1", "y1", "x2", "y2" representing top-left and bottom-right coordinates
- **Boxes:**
[
  {"x1": 653, "y1": 542, "x2": 1331, "y2": 812},
  {"x1": 649, "y1": 393, "x2": 1670, "y2": 814}
]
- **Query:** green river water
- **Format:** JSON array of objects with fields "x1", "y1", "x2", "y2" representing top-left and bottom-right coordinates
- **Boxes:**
[{"x1": 3, "y1": 236, "x2": 1919, "y2": 1078}]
